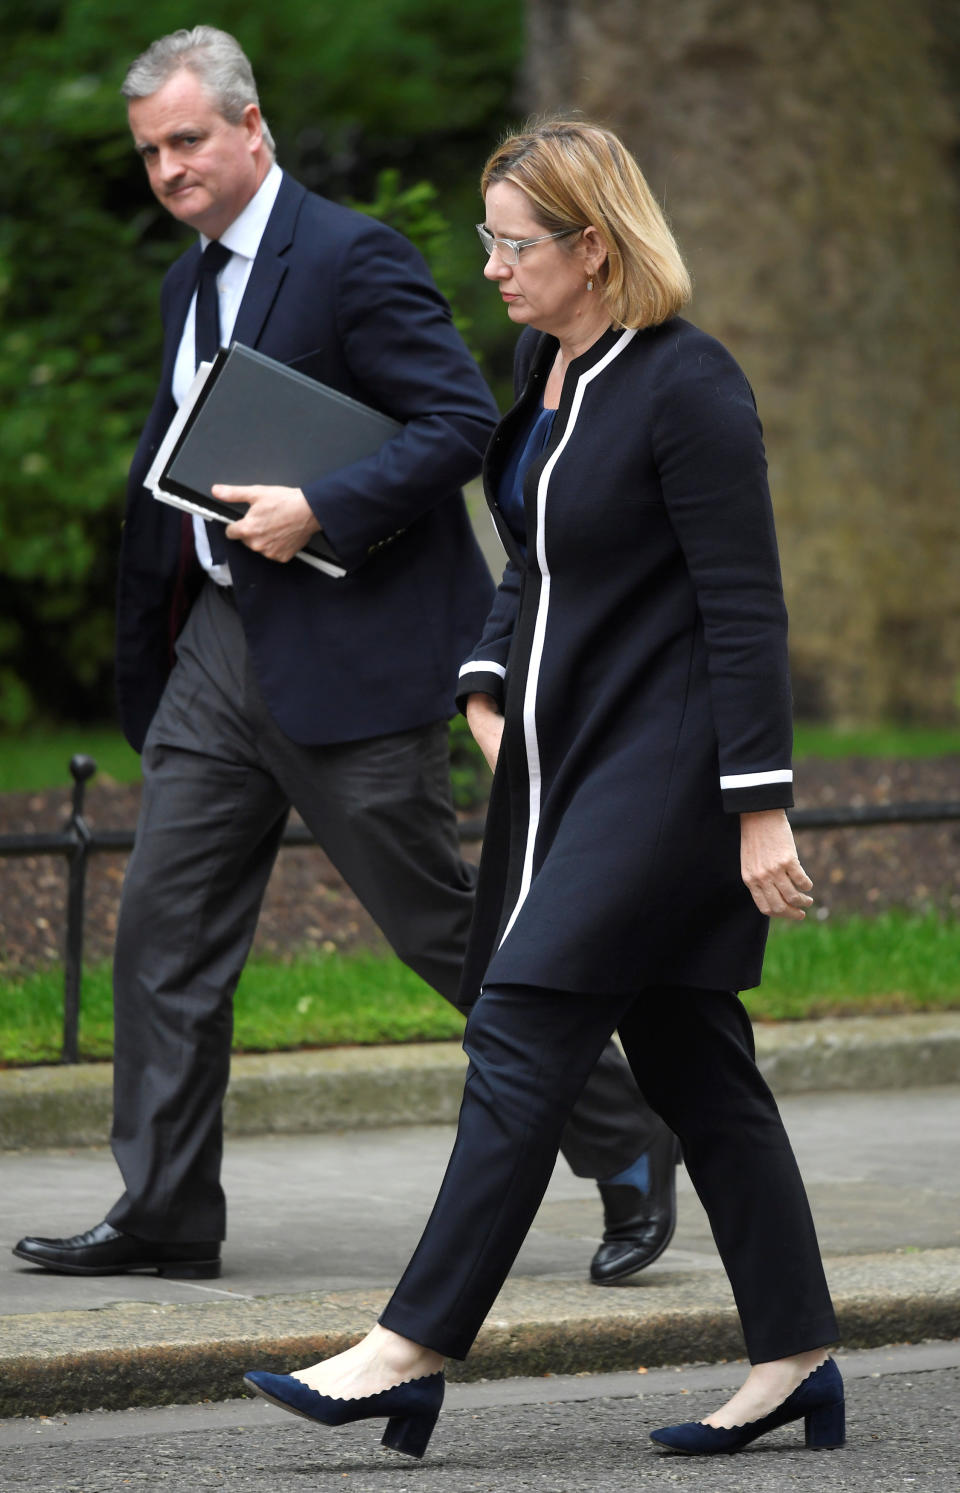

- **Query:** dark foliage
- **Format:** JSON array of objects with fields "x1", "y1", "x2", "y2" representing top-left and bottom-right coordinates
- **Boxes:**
[{"x1": 0, "y1": 0, "x2": 523, "y2": 726}]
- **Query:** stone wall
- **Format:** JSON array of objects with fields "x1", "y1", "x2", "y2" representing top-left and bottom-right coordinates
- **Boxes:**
[{"x1": 525, "y1": 0, "x2": 960, "y2": 721}]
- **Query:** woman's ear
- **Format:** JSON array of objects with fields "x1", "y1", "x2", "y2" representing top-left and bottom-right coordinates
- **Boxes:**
[{"x1": 580, "y1": 225, "x2": 608, "y2": 278}]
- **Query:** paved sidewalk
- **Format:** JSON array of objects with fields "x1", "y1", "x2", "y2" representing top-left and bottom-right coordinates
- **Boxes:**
[{"x1": 2, "y1": 1076, "x2": 959, "y2": 1418}]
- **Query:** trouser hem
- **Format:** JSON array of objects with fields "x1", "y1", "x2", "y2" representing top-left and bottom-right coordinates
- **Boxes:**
[
  {"x1": 377, "y1": 1304, "x2": 471, "y2": 1362},
  {"x1": 105, "y1": 1198, "x2": 226, "y2": 1245},
  {"x1": 745, "y1": 1311, "x2": 841, "y2": 1365}
]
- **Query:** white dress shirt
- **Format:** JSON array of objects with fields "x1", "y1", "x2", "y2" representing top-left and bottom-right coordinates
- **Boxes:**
[{"x1": 170, "y1": 161, "x2": 284, "y2": 584}]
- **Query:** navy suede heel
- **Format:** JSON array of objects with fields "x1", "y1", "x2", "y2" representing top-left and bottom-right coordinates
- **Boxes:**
[
  {"x1": 382, "y1": 1405, "x2": 440, "y2": 1458},
  {"x1": 243, "y1": 1369, "x2": 444, "y2": 1459},
  {"x1": 650, "y1": 1358, "x2": 845, "y2": 1455}
]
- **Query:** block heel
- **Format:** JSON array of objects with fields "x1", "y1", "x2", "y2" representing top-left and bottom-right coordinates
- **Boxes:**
[
  {"x1": 381, "y1": 1408, "x2": 440, "y2": 1459},
  {"x1": 805, "y1": 1395, "x2": 845, "y2": 1449},
  {"x1": 244, "y1": 1368, "x2": 445, "y2": 1458},
  {"x1": 650, "y1": 1358, "x2": 846, "y2": 1456}
]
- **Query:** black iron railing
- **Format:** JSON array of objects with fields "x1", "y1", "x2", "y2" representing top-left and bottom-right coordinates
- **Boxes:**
[{"x1": 1, "y1": 754, "x2": 959, "y2": 1063}]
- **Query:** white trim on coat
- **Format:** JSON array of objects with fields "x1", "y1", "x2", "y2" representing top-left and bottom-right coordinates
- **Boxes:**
[
  {"x1": 720, "y1": 769, "x2": 793, "y2": 789},
  {"x1": 499, "y1": 329, "x2": 638, "y2": 949},
  {"x1": 459, "y1": 660, "x2": 507, "y2": 679}
]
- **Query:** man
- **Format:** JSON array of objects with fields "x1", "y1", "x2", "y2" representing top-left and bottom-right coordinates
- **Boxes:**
[{"x1": 13, "y1": 26, "x2": 676, "y2": 1285}]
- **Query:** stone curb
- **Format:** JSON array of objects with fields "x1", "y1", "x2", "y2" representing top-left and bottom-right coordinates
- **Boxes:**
[
  {"x1": 2, "y1": 1013, "x2": 959, "y2": 1152},
  {"x1": 2, "y1": 1247, "x2": 957, "y2": 1418}
]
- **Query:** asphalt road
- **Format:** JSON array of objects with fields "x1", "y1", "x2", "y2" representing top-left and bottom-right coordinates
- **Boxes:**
[{"x1": 1, "y1": 1342, "x2": 956, "y2": 1493}]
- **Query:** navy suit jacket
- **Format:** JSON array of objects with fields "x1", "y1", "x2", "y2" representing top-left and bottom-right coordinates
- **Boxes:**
[{"x1": 117, "y1": 172, "x2": 499, "y2": 750}]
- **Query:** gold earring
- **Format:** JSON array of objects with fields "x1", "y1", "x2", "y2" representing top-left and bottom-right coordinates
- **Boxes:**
[{"x1": 586, "y1": 277, "x2": 594, "y2": 292}]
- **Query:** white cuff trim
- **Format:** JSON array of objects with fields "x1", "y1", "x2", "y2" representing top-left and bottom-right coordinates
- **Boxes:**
[
  {"x1": 459, "y1": 660, "x2": 506, "y2": 680},
  {"x1": 720, "y1": 769, "x2": 793, "y2": 789}
]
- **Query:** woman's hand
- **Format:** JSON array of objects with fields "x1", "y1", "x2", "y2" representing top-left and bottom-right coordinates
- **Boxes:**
[
  {"x1": 739, "y1": 809, "x2": 813, "y2": 921},
  {"x1": 466, "y1": 692, "x2": 505, "y2": 773}
]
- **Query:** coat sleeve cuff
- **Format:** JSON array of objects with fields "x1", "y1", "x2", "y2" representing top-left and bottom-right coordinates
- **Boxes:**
[
  {"x1": 720, "y1": 769, "x2": 794, "y2": 814},
  {"x1": 455, "y1": 660, "x2": 506, "y2": 715}
]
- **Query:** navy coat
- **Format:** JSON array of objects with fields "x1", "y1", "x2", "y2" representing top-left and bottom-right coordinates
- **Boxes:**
[
  {"x1": 117, "y1": 172, "x2": 499, "y2": 751},
  {"x1": 456, "y1": 320, "x2": 795, "y2": 998}
]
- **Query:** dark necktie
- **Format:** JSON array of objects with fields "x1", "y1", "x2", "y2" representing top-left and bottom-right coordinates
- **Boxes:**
[{"x1": 194, "y1": 240, "x2": 232, "y2": 563}]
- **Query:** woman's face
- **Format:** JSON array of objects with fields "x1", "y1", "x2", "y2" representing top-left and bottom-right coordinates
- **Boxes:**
[{"x1": 481, "y1": 181, "x2": 599, "y2": 338}]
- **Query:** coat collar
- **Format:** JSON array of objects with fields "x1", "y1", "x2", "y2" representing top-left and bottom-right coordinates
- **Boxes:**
[
  {"x1": 481, "y1": 324, "x2": 638, "y2": 567},
  {"x1": 231, "y1": 172, "x2": 305, "y2": 349},
  {"x1": 157, "y1": 172, "x2": 307, "y2": 390},
  {"x1": 486, "y1": 324, "x2": 631, "y2": 480}
]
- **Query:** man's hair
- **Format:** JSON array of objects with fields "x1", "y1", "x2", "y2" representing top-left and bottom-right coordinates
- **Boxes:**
[
  {"x1": 121, "y1": 25, "x2": 275, "y2": 155},
  {"x1": 482, "y1": 118, "x2": 691, "y2": 329}
]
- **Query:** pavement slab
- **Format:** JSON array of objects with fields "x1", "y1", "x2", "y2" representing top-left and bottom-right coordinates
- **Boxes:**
[{"x1": 1, "y1": 1083, "x2": 958, "y2": 1417}]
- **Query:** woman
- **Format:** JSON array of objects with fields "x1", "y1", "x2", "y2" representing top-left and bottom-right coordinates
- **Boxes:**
[{"x1": 244, "y1": 120, "x2": 845, "y2": 1460}]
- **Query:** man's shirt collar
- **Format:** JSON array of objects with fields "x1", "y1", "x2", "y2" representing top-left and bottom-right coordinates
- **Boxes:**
[{"x1": 201, "y1": 160, "x2": 284, "y2": 260}]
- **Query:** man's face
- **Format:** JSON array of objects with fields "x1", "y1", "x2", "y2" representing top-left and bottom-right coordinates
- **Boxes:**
[{"x1": 128, "y1": 68, "x2": 266, "y2": 240}]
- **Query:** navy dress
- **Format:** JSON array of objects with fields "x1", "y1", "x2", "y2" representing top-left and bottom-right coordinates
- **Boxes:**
[{"x1": 496, "y1": 402, "x2": 557, "y2": 555}]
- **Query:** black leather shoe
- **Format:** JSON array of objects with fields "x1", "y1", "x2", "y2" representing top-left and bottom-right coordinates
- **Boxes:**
[
  {"x1": 589, "y1": 1130, "x2": 680, "y2": 1285},
  {"x1": 12, "y1": 1221, "x2": 221, "y2": 1279}
]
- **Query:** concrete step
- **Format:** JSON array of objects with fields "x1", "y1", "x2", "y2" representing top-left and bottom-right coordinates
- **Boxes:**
[{"x1": 2, "y1": 1012, "x2": 960, "y2": 1150}]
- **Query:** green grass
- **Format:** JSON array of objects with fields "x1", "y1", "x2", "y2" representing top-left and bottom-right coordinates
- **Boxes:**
[
  {"x1": 0, "y1": 950, "x2": 466, "y2": 1066},
  {"x1": 792, "y1": 724, "x2": 960, "y2": 760},
  {"x1": 745, "y1": 910, "x2": 960, "y2": 1021},
  {"x1": 1, "y1": 913, "x2": 958, "y2": 1066},
  {"x1": 0, "y1": 728, "x2": 142, "y2": 792}
]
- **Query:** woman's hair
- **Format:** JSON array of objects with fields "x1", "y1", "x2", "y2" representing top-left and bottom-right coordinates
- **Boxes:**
[
  {"x1": 121, "y1": 25, "x2": 275, "y2": 156},
  {"x1": 481, "y1": 118, "x2": 690, "y2": 328}
]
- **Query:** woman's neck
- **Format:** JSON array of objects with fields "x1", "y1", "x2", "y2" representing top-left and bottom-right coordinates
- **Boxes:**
[
  {"x1": 544, "y1": 315, "x2": 612, "y2": 408},
  {"x1": 555, "y1": 316, "x2": 612, "y2": 369}
]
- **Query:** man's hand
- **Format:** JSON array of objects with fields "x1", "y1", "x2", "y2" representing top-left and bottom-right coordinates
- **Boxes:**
[
  {"x1": 740, "y1": 808, "x2": 814, "y2": 921},
  {"x1": 466, "y1": 692, "x2": 505, "y2": 773},
  {"x1": 211, "y1": 483, "x2": 321, "y2": 563}
]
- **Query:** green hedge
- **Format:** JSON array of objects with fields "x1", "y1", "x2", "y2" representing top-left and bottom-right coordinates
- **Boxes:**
[{"x1": 0, "y1": 0, "x2": 523, "y2": 730}]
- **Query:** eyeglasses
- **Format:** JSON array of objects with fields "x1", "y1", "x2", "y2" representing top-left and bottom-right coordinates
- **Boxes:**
[{"x1": 475, "y1": 223, "x2": 581, "y2": 266}]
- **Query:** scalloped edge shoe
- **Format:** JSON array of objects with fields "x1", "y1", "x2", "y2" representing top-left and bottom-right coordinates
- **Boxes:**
[
  {"x1": 649, "y1": 1357, "x2": 845, "y2": 1455},
  {"x1": 243, "y1": 1368, "x2": 444, "y2": 1458}
]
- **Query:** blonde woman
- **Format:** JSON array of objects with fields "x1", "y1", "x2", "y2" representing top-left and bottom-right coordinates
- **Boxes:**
[{"x1": 245, "y1": 120, "x2": 844, "y2": 1460}]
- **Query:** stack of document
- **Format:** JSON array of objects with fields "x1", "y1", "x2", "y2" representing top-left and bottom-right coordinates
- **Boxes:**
[{"x1": 145, "y1": 342, "x2": 402, "y2": 577}]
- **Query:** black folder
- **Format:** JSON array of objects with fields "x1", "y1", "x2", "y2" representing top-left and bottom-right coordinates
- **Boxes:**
[{"x1": 156, "y1": 342, "x2": 402, "y2": 575}]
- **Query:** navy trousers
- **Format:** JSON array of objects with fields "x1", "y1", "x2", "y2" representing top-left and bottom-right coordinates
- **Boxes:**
[{"x1": 380, "y1": 981, "x2": 838, "y2": 1365}]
